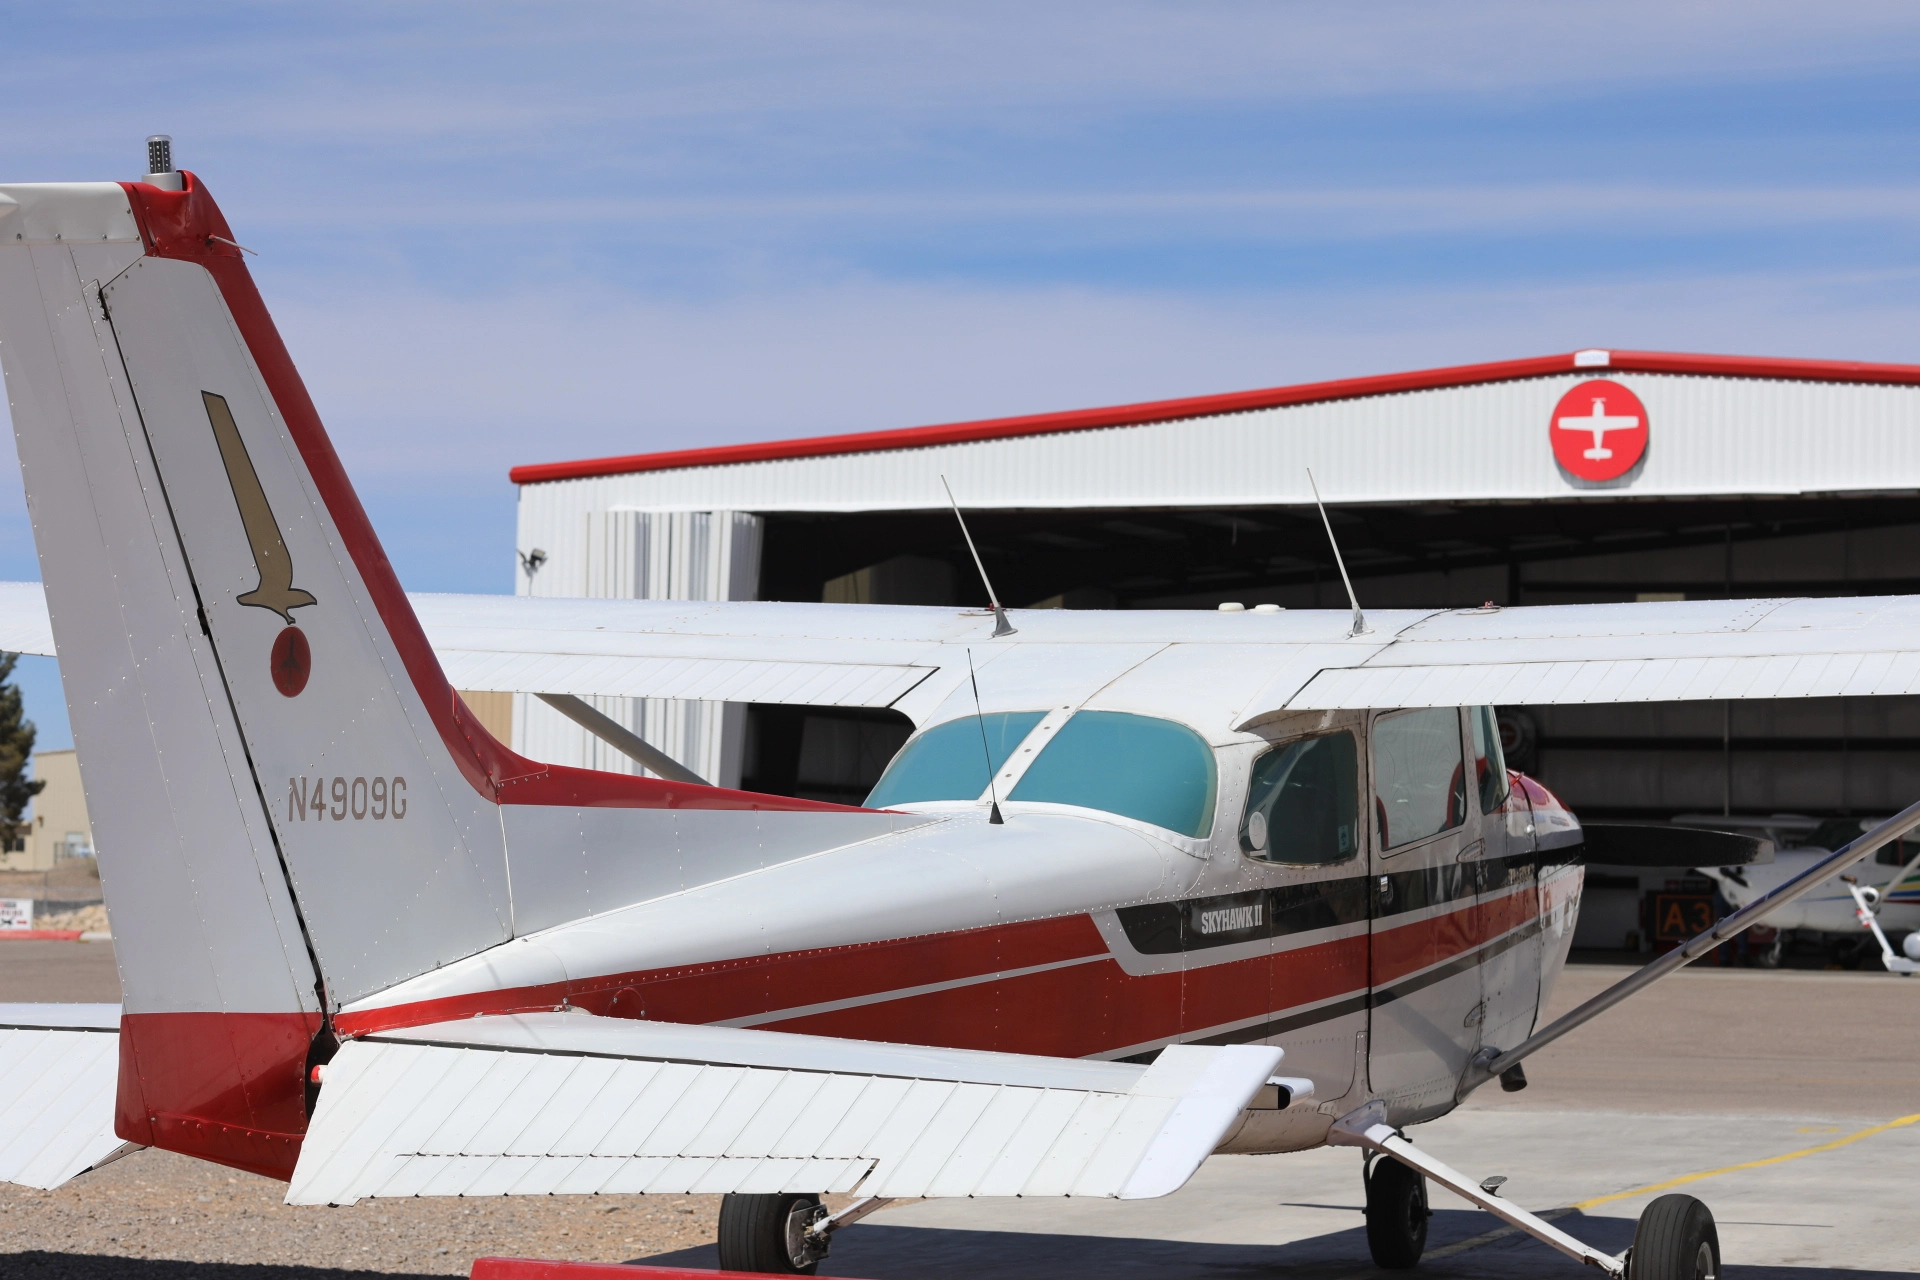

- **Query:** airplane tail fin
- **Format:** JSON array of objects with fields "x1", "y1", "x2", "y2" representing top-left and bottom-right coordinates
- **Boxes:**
[{"x1": 0, "y1": 170, "x2": 853, "y2": 1178}]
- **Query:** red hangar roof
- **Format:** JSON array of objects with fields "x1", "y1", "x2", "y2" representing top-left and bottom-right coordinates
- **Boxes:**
[{"x1": 508, "y1": 348, "x2": 1920, "y2": 486}]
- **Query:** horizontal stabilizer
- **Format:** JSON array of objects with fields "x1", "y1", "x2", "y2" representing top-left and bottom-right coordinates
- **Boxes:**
[
  {"x1": 0, "y1": 1005, "x2": 140, "y2": 1189},
  {"x1": 0, "y1": 582, "x2": 52, "y2": 657},
  {"x1": 289, "y1": 1012, "x2": 1282, "y2": 1206}
]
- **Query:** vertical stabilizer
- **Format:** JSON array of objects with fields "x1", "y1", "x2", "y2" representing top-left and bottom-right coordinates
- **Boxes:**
[{"x1": 0, "y1": 166, "x2": 889, "y2": 1178}]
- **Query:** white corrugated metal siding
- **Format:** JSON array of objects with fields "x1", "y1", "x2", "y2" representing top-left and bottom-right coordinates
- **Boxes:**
[
  {"x1": 514, "y1": 511, "x2": 761, "y2": 785},
  {"x1": 514, "y1": 373, "x2": 1920, "y2": 521}
]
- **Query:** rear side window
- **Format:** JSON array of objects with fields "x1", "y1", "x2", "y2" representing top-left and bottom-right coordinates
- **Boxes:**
[
  {"x1": 864, "y1": 711, "x2": 1045, "y2": 808},
  {"x1": 1009, "y1": 711, "x2": 1217, "y2": 838},
  {"x1": 1373, "y1": 707, "x2": 1466, "y2": 850},
  {"x1": 1240, "y1": 731, "x2": 1359, "y2": 864}
]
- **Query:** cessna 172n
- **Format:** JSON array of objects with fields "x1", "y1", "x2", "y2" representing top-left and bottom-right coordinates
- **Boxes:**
[{"x1": 4, "y1": 147, "x2": 1920, "y2": 1280}]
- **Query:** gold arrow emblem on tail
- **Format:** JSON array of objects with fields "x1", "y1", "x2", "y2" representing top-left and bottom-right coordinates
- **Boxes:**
[{"x1": 202, "y1": 391, "x2": 317, "y2": 623}]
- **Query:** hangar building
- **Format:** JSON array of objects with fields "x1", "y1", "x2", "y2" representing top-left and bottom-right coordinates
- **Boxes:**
[{"x1": 508, "y1": 347, "x2": 1920, "y2": 836}]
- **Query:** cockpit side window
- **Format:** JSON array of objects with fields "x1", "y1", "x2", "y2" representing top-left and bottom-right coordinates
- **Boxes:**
[
  {"x1": 1372, "y1": 707, "x2": 1467, "y2": 850},
  {"x1": 1469, "y1": 705, "x2": 1510, "y2": 814},
  {"x1": 1240, "y1": 731, "x2": 1359, "y2": 864},
  {"x1": 864, "y1": 711, "x2": 1045, "y2": 808},
  {"x1": 1008, "y1": 710, "x2": 1217, "y2": 838}
]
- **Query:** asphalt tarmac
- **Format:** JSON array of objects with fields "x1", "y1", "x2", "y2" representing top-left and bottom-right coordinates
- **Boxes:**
[{"x1": 3, "y1": 947, "x2": 1917, "y2": 1278}]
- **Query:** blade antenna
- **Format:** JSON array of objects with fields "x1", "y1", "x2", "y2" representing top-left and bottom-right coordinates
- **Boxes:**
[
  {"x1": 967, "y1": 648, "x2": 1005, "y2": 825},
  {"x1": 1307, "y1": 468, "x2": 1371, "y2": 637},
  {"x1": 942, "y1": 475, "x2": 1016, "y2": 637}
]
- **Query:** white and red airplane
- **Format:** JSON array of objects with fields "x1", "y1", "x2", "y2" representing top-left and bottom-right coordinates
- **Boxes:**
[{"x1": 1, "y1": 148, "x2": 1916, "y2": 1280}]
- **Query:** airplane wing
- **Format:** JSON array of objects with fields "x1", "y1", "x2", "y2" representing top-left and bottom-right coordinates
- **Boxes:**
[
  {"x1": 0, "y1": 1004, "x2": 141, "y2": 1189},
  {"x1": 412, "y1": 593, "x2": 967, "y2": 711},
  {"x1": 1273, "y1": 595, "x2": 1920, "y2": 716},
  {"x1": 16, "y1": 582, "x2": 1920, "y2": 717},
  {"x1": 288, "y1": 1011, "x2": 1288, "y2": 1207}
]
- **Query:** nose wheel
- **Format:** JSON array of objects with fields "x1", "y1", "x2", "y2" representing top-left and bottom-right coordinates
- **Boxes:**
[
  {"x1": 716, "y1": 1192, "x2": 829, "y2": 1274},
  {"x1": 1364, "y1": 1154, "x2": 1430, "y2": 1269},
  {"x1": 1626, "y1": 1194, "x2": 1720, "y2": 1280}
]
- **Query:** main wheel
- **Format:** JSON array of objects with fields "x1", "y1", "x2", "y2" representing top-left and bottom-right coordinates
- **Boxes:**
[
  {"x1": 716, "y1": 1193, "x2": 828, "y2": 1274},
  {"x1": 1364, "y1": 1155, "x2": 1429, "y2": 1269},
  {"x1": 1627, "y1": 1193, "x2": 1719, "y2": 1280}
]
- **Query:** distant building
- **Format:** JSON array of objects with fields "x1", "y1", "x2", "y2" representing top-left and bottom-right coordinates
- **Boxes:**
[{"x1": 1, "y1": 749, "x2": 93, "y2": 872}]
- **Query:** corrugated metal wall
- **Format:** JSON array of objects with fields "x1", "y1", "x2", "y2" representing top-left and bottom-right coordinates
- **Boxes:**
[
  {"x1": 514, "y1": 372, "x2": 1920, "y2": 519},
  {"x1": 514, "y1": 510, "x2": 762, "y2": 786}
]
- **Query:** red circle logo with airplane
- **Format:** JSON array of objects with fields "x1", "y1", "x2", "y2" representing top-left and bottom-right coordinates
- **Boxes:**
[
  {"x1": 1551, "y1": 379, "x2": 1648, "y2": 482},
  {"x1": 271, "y1": 626, "x2": 311, "y2": 697}
]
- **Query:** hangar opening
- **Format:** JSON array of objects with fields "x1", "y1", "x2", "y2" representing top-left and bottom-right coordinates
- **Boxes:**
[{"x1": 506, "y1": 348, "x2": 1920, "y2": 848}]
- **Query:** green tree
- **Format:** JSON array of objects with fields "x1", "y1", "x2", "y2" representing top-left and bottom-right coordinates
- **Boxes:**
[{"x1": 0, "y1": 653, "x2": 46, "y2": 850}]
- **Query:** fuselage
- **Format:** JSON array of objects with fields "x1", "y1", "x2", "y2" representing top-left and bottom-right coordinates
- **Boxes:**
[{"x1": 339, "y1": 703, "x2": 1585, "y2": 1150}]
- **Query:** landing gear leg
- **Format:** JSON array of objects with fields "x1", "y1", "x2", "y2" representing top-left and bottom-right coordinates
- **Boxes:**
[
  {"x1": 716, "y1": 1193, "x2": 828, "y2": 1274},
  {"x1": 1626, "y1": 1194, "x2": 1719, "y2": 1280},
  {"x1": 1329, "y1": 1102, "x2": 1629, "y2": 1278},
  {"x1": 1364, "y1": 1152, "x2": 1429, "y2": 1268}
]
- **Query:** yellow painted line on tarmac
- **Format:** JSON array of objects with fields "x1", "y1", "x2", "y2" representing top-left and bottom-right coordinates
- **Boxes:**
[{"x1": 1573, "y1": 1112, "x2": 1920, "y2": 1210}]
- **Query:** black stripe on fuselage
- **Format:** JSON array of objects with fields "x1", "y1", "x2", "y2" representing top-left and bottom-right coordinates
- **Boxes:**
[{"x1": 1114, "y1": 847, "x2": 1542, "y2": 955}]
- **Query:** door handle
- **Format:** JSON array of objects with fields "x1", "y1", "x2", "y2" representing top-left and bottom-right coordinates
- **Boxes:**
[{"x1": 1377, "y1": 874, "x2": 1394, "y2": 907}]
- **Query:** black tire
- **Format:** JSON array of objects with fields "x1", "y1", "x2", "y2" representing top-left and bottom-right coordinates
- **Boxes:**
[
  {"x1": 716, "y1": 1193, "x2": 827, "y2": 1274},
  {"x1": 1364, "y1": 1155, "x2": 1429, "y2": 1269},
  {"x1": 1628, "y1": 1193, "x2": 1720, "y2": 1280}
]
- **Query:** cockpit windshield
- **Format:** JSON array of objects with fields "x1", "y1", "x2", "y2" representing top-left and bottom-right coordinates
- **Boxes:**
[
  {"x1": 1009, "y1": 711, "x2": 1216, "y2": 838},
  {"x1": 866, "y1": 709, "x2": 1217, "y2": 838},
  {"x1": 863, "y1": 711, "x2": 1045, "y2": 809}
]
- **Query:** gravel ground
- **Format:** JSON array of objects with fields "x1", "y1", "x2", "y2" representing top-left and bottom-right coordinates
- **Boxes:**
[
  {"x1": 1, "y1": 1147, "x2": 724, "y2": 1278},
  {"x1": 32, "y1": 904, "x2": 109, "y2": 932}
]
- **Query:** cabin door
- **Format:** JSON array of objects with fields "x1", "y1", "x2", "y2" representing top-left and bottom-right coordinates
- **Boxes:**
[
  {"x1": 1366, "y1": 706, "x2": 1485, "y2": 1113},
  {"x1": 1466, "y1": 704, "x2": 1543, "y2": 1060}
]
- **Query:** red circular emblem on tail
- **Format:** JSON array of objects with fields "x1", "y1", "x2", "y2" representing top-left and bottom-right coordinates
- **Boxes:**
[
  {"x1": 1551, "y1": 379, "x2": 1649, "y2": 482},
  {"x1": 271, "y1": 626, "x2": 311, "y2": 697}
]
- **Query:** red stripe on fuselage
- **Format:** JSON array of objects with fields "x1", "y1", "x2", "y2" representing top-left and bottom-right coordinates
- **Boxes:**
[
  {"x1": 149, "y1": 893, "x2": 1542, "y2": 1178},
  {"x1": 334, "y1": 912, "x2": 1112, "y2": 1037},
  {"x1": 1371, "y1": 884, "x2": 1539, "y2": 988}
]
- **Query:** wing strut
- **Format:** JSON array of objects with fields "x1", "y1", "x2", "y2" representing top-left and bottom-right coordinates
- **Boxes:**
[
  {"x1": 533, "y1": 693, "x2": 709, "y2": 786},
  {"x1": 1465, "y1": 796, "x2": 1920, "y2": 1093}
]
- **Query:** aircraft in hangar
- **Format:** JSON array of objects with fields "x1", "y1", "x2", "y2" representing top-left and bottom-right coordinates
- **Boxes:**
[
  {"x1": 1694, "y1": 822, "x2": 1920, "y2": 970},
  {"x1": 4, "y1": 145, "x2": 1920, "y2": 1280}
]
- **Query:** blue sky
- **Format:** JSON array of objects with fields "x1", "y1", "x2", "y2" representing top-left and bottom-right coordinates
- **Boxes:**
[{"x1": 6, "y1": 1, "x2": 1920, "y2": 747}]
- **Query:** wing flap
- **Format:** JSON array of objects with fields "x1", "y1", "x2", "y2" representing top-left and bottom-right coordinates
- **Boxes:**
[{"x1": 288, "y1": 1012, "x2": 1282, "y2": 1206}]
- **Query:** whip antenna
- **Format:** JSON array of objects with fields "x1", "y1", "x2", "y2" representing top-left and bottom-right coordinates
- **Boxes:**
[
  {"x1": 966, "y1": 648, "x2": 1005, "y2": 825},
  {"x1": 1307, "y1": 468, "x2": 1370, "y2": 637},
  {"x1": 942, "y1": 475, "x2": 1016, "y2": 637}
]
